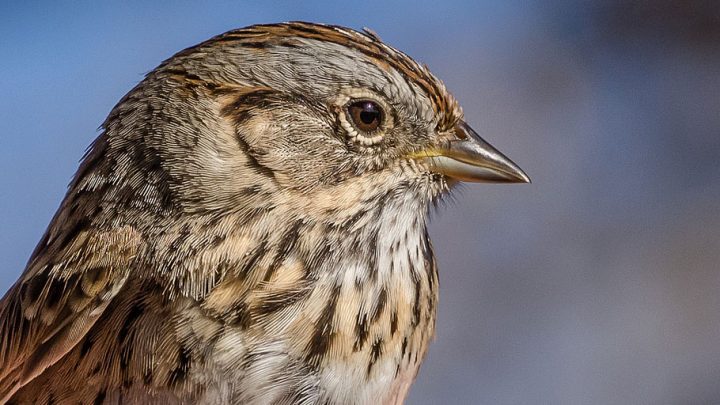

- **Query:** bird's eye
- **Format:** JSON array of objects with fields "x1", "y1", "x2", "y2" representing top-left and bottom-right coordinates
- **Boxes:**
[{"x1": 347, "y1": 100, "x2": 383, "y2": 132}]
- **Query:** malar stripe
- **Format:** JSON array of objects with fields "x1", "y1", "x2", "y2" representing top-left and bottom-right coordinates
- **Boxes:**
[{"x1": 263, "y1": 220, "x2": 303, "y2": 282}]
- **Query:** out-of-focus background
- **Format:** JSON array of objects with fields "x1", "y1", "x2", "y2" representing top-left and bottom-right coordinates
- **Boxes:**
[{"x1": 1, "y1": 1, "x2": 719, "y2": 403}]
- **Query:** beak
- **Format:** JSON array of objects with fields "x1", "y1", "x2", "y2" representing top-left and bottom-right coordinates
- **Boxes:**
[{"x1": 419, "y1": 121, "x2": 531, "y2": 183}]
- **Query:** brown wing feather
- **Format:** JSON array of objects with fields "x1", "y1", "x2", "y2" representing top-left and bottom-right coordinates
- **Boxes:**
[{"x1": 0, "y1": 224, "x2": 142, "y2": 403}]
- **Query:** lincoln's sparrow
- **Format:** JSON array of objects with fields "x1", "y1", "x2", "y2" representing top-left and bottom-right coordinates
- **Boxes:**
[{"x1": 0, "y1": 22, "x2": 529, "y2": 404}]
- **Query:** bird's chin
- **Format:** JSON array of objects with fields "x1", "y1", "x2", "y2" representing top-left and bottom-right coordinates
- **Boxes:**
[{"x1": 395, "y1": 158, "x2": 454, "y2": 200}]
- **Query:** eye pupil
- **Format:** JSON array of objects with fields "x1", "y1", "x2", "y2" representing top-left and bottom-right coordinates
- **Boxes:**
[
  {"x1": 348, "y1": 100, "x2": 383, "y2": 132},
  {"x1": 360, "y1": 108, "x2": 378, "y2": 124}
]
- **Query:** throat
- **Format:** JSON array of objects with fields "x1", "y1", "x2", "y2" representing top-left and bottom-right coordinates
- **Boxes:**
[{"x1": 302, "y1": 193, "x2": 439, "y2": 403}]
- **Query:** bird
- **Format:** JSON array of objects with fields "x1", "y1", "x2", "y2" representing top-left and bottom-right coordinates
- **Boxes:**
[{"x1": 0, "y1": 22, "x2": 529, "y2": 404}]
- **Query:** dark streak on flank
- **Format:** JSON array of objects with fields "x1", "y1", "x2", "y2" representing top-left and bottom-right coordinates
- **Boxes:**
[
  {"x1": 354, "y1": 312, "x2": 369, "y2": 352},
  {"x1": 305, "y1": 285, "x2": 341, "y2": 368},
  {"x1": 411, "y1": 276, "x2": 422, "y2": 327},
  {"x1": 390, "y1": 311, "x2": 398, "y2": 336},
  {"x1": 370, "y1": 288, "x2": 387, "y2": 322},
  {"x1": 421, "y1": 230, "x2": 436, "y2": 288},
  {"x1": 408, "y1": 251, "x2": 420, "y2": 284},
  {"x1": 366, "y1": 231, "x2": 379, "y2": 282},
  {"x1": 367, "y1": 337, "x2": 384, "y2": 375}
]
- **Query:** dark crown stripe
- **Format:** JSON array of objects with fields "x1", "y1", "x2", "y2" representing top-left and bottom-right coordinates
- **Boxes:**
[{"x1": 204, "y1": 22, "x2": 458, "y2": 131}]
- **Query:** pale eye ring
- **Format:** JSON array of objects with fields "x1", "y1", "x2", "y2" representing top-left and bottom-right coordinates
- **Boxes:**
[{"x1": 347, "y1": 100, "x2": 383, "y2": 133}]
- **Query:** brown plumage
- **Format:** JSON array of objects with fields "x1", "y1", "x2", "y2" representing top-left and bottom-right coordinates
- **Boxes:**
[{"x1": 0, "y1": 22, "x2": 529, "y2": 404}]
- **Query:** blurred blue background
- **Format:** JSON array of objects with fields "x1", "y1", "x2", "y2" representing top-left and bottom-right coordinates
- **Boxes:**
[{"x1": 2, "y1": 1, "x2": 719, "y2": 404}]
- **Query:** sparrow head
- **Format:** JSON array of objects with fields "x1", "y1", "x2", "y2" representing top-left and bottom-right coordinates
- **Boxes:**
[{"x1": 92, "y1": 22, "x2": 528, "y2": 222}]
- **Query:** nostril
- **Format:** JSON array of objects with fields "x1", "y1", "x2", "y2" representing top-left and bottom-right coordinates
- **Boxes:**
[{"x1": 453, "y1": 123, "x2": 468, "y2": 140}]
